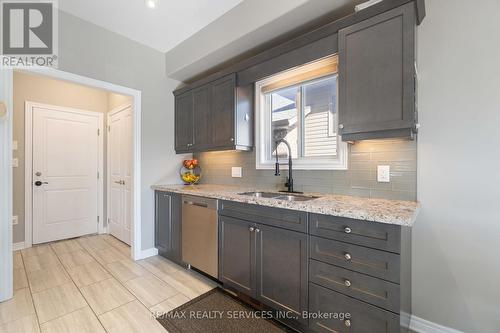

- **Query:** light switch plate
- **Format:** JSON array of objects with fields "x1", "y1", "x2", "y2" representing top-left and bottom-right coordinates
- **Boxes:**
[
  {"x1": 377, "y1": 165, "x2": 390, "y2": 183},
  {"x1": 12, "y1": 158, "x2": 18, "y2": 168},
  {"x1": 231, "y1": 167, "x2": 242, "y2": 178},
  {"x1": 12, "y1": 140, "x2": 18, "y2": 150},
  {"x1": 12, "y1": 216, "x2": 18, "y2": 225}
]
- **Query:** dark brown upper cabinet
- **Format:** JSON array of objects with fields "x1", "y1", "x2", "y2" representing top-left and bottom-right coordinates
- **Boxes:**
[
  {"x1": 174, "y1": 73, "x2": 253, "y2": 154},
  {"x1": 174, "y1": 91, "x2": 194, "y2": 153},
  {"x1": 192, "y1": 84, "x2": 212, "y2": 151},
  {"x1": 338, "y1": 2, "x2": 417, "y2": 141}
]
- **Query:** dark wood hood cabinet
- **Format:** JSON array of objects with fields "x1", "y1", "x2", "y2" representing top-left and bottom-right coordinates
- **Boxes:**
[{"x1": 173, "y1": 0, "x2": 425, "y2": 152}]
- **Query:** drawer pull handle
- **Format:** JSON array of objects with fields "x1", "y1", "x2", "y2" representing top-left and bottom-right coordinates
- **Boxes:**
[
  {"x1": 344, "y1": 279, "x2": 352, "y2": 287},
  {"x1": 344, "y1": 227, "x2": 352, "y2": 234},
  {"x1": 344, "y1": 253, "x2": 352, "y2": 261},
  {"x1": 344, "y1": 319, "x2": 351, "y2": 327}
]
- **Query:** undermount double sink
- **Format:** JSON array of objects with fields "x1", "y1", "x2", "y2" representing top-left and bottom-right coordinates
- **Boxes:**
[{"x1": 238, "y1": 191, "x2": 319, "y2": 202}]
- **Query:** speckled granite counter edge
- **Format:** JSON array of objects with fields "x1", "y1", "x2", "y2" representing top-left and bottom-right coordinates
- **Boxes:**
[{"x1": 151, "y1": 184, "x2": 420, "y2": 227}]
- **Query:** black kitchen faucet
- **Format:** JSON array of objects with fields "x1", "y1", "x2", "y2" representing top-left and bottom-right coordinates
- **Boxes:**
[{"x1": 274, "y1": 139, "x2": 302, "y2": 194}]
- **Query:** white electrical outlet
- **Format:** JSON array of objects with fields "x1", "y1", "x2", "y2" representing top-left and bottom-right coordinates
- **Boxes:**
[
  {"x1": 12, "y1": 158, "x2": 19, "y2": 168},
  {"x1": 377, "y1": 165, "x2": 391, "y2": 183},
  {"x1": 12, "y1": 140, "x2": 18, "y2": 150},
  {"x1": 231, "y1": 167, "x2": 242, "y2": 178},
  {"x1": 12, "y1": 216, "x2": 18, "y2": 225}
]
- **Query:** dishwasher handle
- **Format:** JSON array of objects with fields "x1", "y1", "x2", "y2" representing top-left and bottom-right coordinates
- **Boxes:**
[{"x1": 183, "y1": 200, "x2": 208, "y2": 208}]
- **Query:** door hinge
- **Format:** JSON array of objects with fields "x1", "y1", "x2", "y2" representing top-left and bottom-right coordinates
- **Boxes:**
[
  {"x1": 97, "y1": 171, "x2": 100, "y2": 179},
  {"x1": 97, "y1": 216, "x2": 100, "y2": 223},
  {"x1": 97, "y1": 129, "x2": 100, "y2": 136},
  {"x1": 108, "y1": 126, "x2": 111, "y2": 132}
]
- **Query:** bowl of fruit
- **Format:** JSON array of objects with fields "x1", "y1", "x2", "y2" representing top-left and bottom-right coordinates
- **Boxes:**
[{"x1": 180, "y1": 159, "x2": 201, "y2": 185}]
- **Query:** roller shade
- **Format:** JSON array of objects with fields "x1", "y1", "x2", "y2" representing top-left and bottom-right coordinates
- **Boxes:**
[{"x1": 261, "y1": 55, "x2": 338, "y2": 94}]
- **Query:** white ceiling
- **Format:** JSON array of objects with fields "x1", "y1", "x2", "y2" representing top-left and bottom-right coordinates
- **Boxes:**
[{"x1": 59, "y1": 0, "x2": 244, "y2": 53}]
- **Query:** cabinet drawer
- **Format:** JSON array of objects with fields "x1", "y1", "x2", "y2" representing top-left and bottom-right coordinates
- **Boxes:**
[
  {"x1": 310, "y1": 259, "x2": 399, "y2": 313},
  {"x1": 310, "y1": 214, "x2": 401, "y2": 253},
  {"x1": 219, "y1": 200, "x2": 308, "y2": 233},
  {"x1": 309, "y1": 283, "x2": 400, "y2": 333},
  {"x1": 310, "y1": 236, "x2": 400, "y2": 283}
]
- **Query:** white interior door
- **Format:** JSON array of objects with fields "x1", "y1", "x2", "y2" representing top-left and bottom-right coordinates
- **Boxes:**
[
  {"x1": 33, "y1": 106, "x2": 101, "y2": 244},
  {"x1": 108, "y1": 107, "x2": 132, "y2": 245}
]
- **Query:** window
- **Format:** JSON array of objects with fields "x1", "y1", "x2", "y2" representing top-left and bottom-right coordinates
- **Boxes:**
[{"x1": 255, "y1": 56, "x2": 348, "y2": 170}]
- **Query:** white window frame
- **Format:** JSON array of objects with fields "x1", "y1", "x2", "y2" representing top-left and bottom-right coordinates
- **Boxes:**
[{"x1": 255, "y1": 67, "x2": 348, "y2": 171}]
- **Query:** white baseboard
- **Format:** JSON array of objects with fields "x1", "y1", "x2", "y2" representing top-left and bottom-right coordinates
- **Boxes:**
[
  {"x1": 410, "y1": 315, "x2": 463, "y2": 333},
  {"x1": 12, "y1": 242, "x2": 25, "y2": 251},
  {"x1": 137, "y1": 247, "x2": 158, "y2": 260}
]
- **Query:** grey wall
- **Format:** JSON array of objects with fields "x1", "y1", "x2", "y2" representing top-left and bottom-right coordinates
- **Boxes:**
[
  {"x1": 58, "y1": 11, "x2": 188, "y2": 251},
  {"x1": 196, "y1": 139, "x2": 416, "y2": 201},
  {"x1": 413, "y1": 1, "x2": 500, "y2": 332}
]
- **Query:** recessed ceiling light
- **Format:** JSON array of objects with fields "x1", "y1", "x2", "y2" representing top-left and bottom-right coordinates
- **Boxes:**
[{"x1": 145, "y1": 0, "x2": 158, "y2": 9}]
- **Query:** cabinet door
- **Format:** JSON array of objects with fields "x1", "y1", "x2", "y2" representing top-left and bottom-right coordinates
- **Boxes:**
[
  {"x1": 155, "y1": 191, "x2": 182, "y2": 264},
  {"x1": 255, "y1": 224, "x2": 308, "y2": 322},
  {"x1": 193, "y1": 85, "x2": 212, "y2": 150},
  {"x1": 219, "y1": 216, "x2": 256, "y2": 297},
  {"x1": 174, "y1": 91, "x2": 194, "y2": 152},
  {"x1": 155, "y1": 191, "x2": 171, "y2": 255},
  {"x1": 338, "y1": 3, "x2": 415, "y2": 140},
  {"x1": 211, "y1": 74, "x2": 236, "y2": 148}
]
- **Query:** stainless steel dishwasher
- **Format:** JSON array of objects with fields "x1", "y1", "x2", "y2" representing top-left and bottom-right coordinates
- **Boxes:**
[{"x1": 181, "y1": 195, "x2": 218, "y2": 278}]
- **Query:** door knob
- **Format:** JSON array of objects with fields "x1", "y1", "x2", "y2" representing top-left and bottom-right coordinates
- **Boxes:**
[
  {"x1": 34, "y1": 181, "x2": 48, "y2": 186},
  {"x1": 344, "y1": 279, "x2": 352, "y2": 287},
  {"x1": 249, "y1": 227, "x2": 255, "y2": 232},
  {"x1": 344, "y1": 253, "x2": 352, "y2": 261}
]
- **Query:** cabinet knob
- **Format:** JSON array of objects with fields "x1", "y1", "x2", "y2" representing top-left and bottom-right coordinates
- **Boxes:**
[
  {"x1": 255, "y1": 228, "x2": 260, "y2": 233},
  {"x1": 249, "y1": 227, "x2": 255, "y2": 232},
  {"x1": 344, "y1": 227, "x2": 352, "y2": 234},
  {"x1": 344, "y1": 319, "x2": 351, "y2": 327},
  {"x1": 339, "y1": 124, "x2": 344, "y2": 129},
  {"x1": 230, "y1": 138, "x2": 234, "y2": 142},
  {"x1": 344, "y1": 279, "x2": 352, "y2": 287},
  {"x1": 344, "y1": 253, "x2": 352, "y2": 261}
]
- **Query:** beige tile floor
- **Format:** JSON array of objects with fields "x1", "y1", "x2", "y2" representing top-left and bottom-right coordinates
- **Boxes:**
[{"x1": 0, "y1": 234, "x2": 217, "y2": 333}]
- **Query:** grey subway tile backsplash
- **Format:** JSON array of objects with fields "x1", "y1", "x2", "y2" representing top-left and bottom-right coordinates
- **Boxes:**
[{"x1": 195, "y1": 139, "x2": 416, "y2": 201}]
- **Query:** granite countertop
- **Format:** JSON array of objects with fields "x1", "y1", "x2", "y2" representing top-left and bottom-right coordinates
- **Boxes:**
[{"x1": 151, "y1": 184, "x2": 420, "y2": 227}]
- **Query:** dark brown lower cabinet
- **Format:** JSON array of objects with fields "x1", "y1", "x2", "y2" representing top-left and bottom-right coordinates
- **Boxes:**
[
  {"x1": 154, "y1": 191, "x2": 182, "y2": 264},
  {"x1": 255, "y1": 224, "x2": 308, "y2": 324},
  {"x1": 218, "y1": 216, "x2": 256, "y2": 297},
  {"x1": 218, "y1": 214, "x2": 309, "y2": 326},
  {"x1": 309, "y1": 283, "x2": 400, "y2": 333},
  {"x1": 216, "y1": 201, "x2": 410, "y2": 333}
]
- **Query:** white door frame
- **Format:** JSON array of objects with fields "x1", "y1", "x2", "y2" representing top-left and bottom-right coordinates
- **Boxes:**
[
  {"x1": 17, "y1": 68, "x2": 144, "y2": 261},
  {"x1": 106, "y1": 103, "x2": 133, "y2": 243},
  {"x1": 0, "y1": 69, "x2": 13, "y2": 302},
  {"x1": 25, "y1": 102, "x2": 105, "y2": 245}
]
